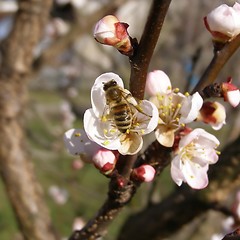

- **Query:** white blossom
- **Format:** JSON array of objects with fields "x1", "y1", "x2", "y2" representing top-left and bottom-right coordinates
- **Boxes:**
[
  {"x1": 84, "y1": 73, "x2": 159, "y2": 155},
  {"x1": 146, "y1": 70, "x2": 203, "y2": 147},
  {"x1": 171, "y1": 128, "x2": 220, "y2": 189}
]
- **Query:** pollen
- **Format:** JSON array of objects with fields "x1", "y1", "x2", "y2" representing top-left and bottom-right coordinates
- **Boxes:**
[
  {"x1": 74, "y1": 132, "x2": 81, "y2": 137},
  {"x1": 185, "y1": 92, "x2": 190, "y2": 97},
  {"x1": 103, "y1": 129, "x2": 108, "y2": 134},
  {"x1": 177, "y1": 103, "x2": 182, "y2": 108},
  {"x1": 103, "y1": 140, "x2": 110, "y2": 146},
  {"x1": 101, "y1": 116, "x2": 107, "y2": 122},
  {"x1": 174, "y1": 88, "x2": 180, "y2": 93},
  {"x1": 126, "y1": 129, "x2": 130, "y2": 134},
  {"x1": 216, "y1": 150, "x2": 221, "y2": 155},
  {"x1": 141, "y1": 129, "x2": 145, "y2": 134}
]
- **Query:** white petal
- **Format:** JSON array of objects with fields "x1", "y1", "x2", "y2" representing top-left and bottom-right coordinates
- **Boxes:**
[
  {"x1": 145, "y1": 70, "x2": 172, "y2": 95},
  {"x1": 171, "y1": 156, "x2": 184, "y2": 186},
  {"x1": 182, "y1": 160, "x2": 209, "y2": 189},
  {"x1": 134, "y1": 100, "x2": 159, "y2": 135},
  {"x1": 207, "y1": 4, "x2": 240, "y2": 37},
  {"x1": 119, "y1": 133, "x2": 143, "y2": 155},
  {"x1": 83, "y1": 109, "x2": 121, "y2": 150},
  {"x1": 155, "y1": 126, "x2": 175, "y2": 147},
  {"x1": 63, "y1": 128, "x2": 101, "y2": 162},
  {"x1": 226, "y1": 90, "x2": 240, "y2": 107},
  {"x1": 180, "y1": 92, "x2": 203, "y2": 124},
  {"x1": 91, "y1": 72, "x2": 124, "y2": 117},
  {"x1": 179, "y1": 128, "x2": 219, "y2": 149}
]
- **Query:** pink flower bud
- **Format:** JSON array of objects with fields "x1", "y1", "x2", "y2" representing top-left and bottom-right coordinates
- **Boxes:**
[
  {"x1": 204, "y1": 3, "x2": 240, "y2": 42},
  {"x1": 197, "y1": 101, "x2": 226, "y2": 130},
  {"x1": 222, "y1": 80, "x2": 240, "y2": 107},
  {"x1": 92, "y1": 148, "x2": 118, "y2": 174},
  {"x1": 93, "y1": 15, "x2": 133, "y2": 55},
  {"x1": 145, "y1": 70, "x2": 172, "y2": 96},
  {"x1": 132, "y1": 165, "x2": 156, "y2": 183}
]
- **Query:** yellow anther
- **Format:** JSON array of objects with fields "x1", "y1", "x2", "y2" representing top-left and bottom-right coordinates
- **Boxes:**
[
  {"x1": 167, "y1": 86, "x2": 172, "y2": 90},
  {"x1": 157, "y1": 94, "x2": 163, "y2": 101},
  {"x1": 103, "y1": 140, "x2": 110, "y2": 146},
  {"x1": 168, "y1": 96, "x2": 173, "y2": 100},
  {"x1": 141, "y1": 129, "x2": 145, "y2": 134},
  {"x1": 101, "y1": 116, "x2": 107, "y2": 122},
  {"x1": 216, "y1": 150, "x2": 221, "y2": 155},
  {"x1": 181, "y1": 123, "x2": 185, "y2": 127},
  {"x1": 104, "y1": 129, "x2": 108, "y2": 134},
  {"x1": 174, "y1": 88, "x2": 180, "y2": 93},
  {"x1": 159, "y1": 105, "x2": 164, "y2": 109},
  {"x1": 185, "y1": 92, "x2": 190, "y2": 97},
  {"x1": 126, "y1": 129, "x2": 130, "y2": 134},
  {"x1": 74, "y1": 133, "x2": 81, "y2": 137},
  {"x1": 175, "y1": 117, "x2": 180, "y2": 122},
  {"x1": 177, "y1": 103, "x2": 182, "y2": 108},
  {"x1": 110, "y1": 129, "x2": 116, "y2": 133}
]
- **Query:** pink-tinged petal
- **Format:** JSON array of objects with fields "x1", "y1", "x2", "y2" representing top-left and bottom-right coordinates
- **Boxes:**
[
  {"x1": 206, "y1": 4, "x2": 240, "y2": 39},
  {"x1": 145, "y1": 70, "x2": 172, "y2": 96},
  {"x1": 180, "y1": 92, "x2": 203, "y2": 123},
  {"x1": 119, "y1": 133, "x2": 143, "y2": 155},
  {"x1": 170, "y1": 156, "x2": 184, "y2": 186},
  {"x1": 94, "y1": 15, "x2": 119, "y2": 44},
  {"x1": 179, "y1": 128, "x2": 219, "y2": 149},
  {"x1": 226, "y1": 90, "x2": 240, "y2": 107},
  {"x1": 132, "y1": 165, "x2": 156, "y2": 182},
  {"x1": 182, "y1": 160, "x2": 209, "y2": 189},
  {"x1": 91, "y1": 72, "x2": 124, "y2": 117},
  {"x1": 63, "y1": 128, "x2": 100, "y2": 162},
  {"x1": 83, "y1": 109, "x2": 121, "y2": 150},
  {"x1": 134, "y1": 100, "x2": 159, "y2": 135},
  {"x1": 155, "y1": 126, "x2": 175, "y2": 147}
]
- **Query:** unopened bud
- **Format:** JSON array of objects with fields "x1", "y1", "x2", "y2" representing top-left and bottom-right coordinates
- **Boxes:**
[
  {"x1": 204, "y1": 3, "x2": 240, "y2": 43},
  {"x1": 222, "y1": 80, "x2": 240, "y2": 107},
  {"x1": 93, "y1": 15, "x2": 133, "y2": 55},
  {"x1": 92, "y1": 148, "x2": 118, "y2": 175},
  {"x1": 197, "y1": 101, "x2": 226, "y2": 130},
  {"x1": 132, "y1": 165, "x2": 156, "y2": 183}
]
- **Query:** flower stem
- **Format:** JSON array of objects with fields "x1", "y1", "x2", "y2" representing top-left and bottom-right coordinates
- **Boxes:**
[
  {"x1": 192, "y1": 34, "x2": 240, "y2": 94},
  {"x1": 129, "y1": 0, "x2": 172, "y2": 100}
]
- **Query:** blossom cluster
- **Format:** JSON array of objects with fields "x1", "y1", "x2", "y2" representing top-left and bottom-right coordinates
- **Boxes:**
[{"x1": 64, "y1": 2, "x2": 240, "y2": 189}]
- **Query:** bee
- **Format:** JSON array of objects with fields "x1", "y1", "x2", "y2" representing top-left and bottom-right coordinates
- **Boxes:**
[{"x1": 103, "y1": 79, "x2": 151, "y2": 133}]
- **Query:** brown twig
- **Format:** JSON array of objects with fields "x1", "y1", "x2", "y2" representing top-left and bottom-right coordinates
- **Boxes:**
[
  {"x1": 192, "y1": 34, "x2": 240, "y2": 94},
  {"x1": 129, "y1": 0, "x2": 172, "y2": 99}
]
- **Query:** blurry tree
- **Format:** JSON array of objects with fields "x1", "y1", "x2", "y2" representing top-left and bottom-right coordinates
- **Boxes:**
[{"x1": 0, "y1": 0, "x2": 239, "y2": 240}]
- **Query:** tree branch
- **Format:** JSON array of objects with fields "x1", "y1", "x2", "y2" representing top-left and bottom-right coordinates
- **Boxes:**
[
  {"x1": 129, "y1": 0, "x2": 172, "y2": 99},
  {"x1": 192, "y1": 34, "x2": 240, "y2": 94},
  {"x1": 118, "y1": 136, "x2": 240, "y2": 240},
  {"x1": 0, "y1": 1, "x2": 59, "y2": 239}
]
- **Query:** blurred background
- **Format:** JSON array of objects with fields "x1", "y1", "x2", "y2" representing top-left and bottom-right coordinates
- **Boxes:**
[{"x1": 0, "y1": 0, "x2": 239, "y2": 239}]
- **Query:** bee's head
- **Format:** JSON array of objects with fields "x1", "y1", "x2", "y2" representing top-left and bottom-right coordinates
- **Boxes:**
[{"x1": 103, "y1": 79, "x2": 117, "y2": 91}]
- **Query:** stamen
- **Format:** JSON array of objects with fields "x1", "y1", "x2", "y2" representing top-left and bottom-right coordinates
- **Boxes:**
[
  {"x1": 185, "y1": 92, "x2": 190, "y2": 97},
  {"x1": 74, "y1": 132, "x2": 81, "y2": 137},
  {"x1": 103, "y1": 140, "x2": 110, "y2": 146},
  {"x1": 101, "y1": 116, "x2": 107, "y2": 122},
  {"x1": 174, "y1": 88, "x2": 180, "y2": 93}
]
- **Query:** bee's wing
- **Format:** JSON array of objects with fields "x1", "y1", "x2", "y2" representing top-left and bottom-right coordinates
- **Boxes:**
[{"x1": 120, "y1": 88, "x2": 152, "y2": 118}]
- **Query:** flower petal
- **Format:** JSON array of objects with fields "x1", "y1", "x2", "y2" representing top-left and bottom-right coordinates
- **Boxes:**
[
  {"x1": 145, "y1": 70, "x2": 172, "y2": 96},
  {"x1": 134, "y1": 100, "x2": 159, "y2": 135},
  {"x1": 180, "y1": 92, "x2": 203, "y2": 124},
  {"x1": 179, "y1": 128, "x2": 219, "y2": 149},
  {"x1": 91, "y1": 72, "x2": 124, "y2": 117},
  {"x1": 63, "y1": 128, "x2": 100, "y2": 162},
  {"x1": 182, "y1": 160, "x2": 209, "y2": 189},
  {"x1": 119, "y1": 133, "x2": 143, "y2": 155},
  {"x1": 171, "y1": 156, "x2": 184, "y2": 186},
  {"x1": 155, "y1": 126, "x2": 175, "y2": 147},
  {"x1": 83, "y1": 109, "x2": 121, "y2": 150}
]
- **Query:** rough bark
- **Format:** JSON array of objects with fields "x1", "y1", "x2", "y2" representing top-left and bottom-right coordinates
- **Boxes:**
[
  {"x1": 118, "y1": 135, "x2": 240, "y2": 240},
  {"x1": 0, "y1": 0, "x2": 58, "y2": 239}
]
